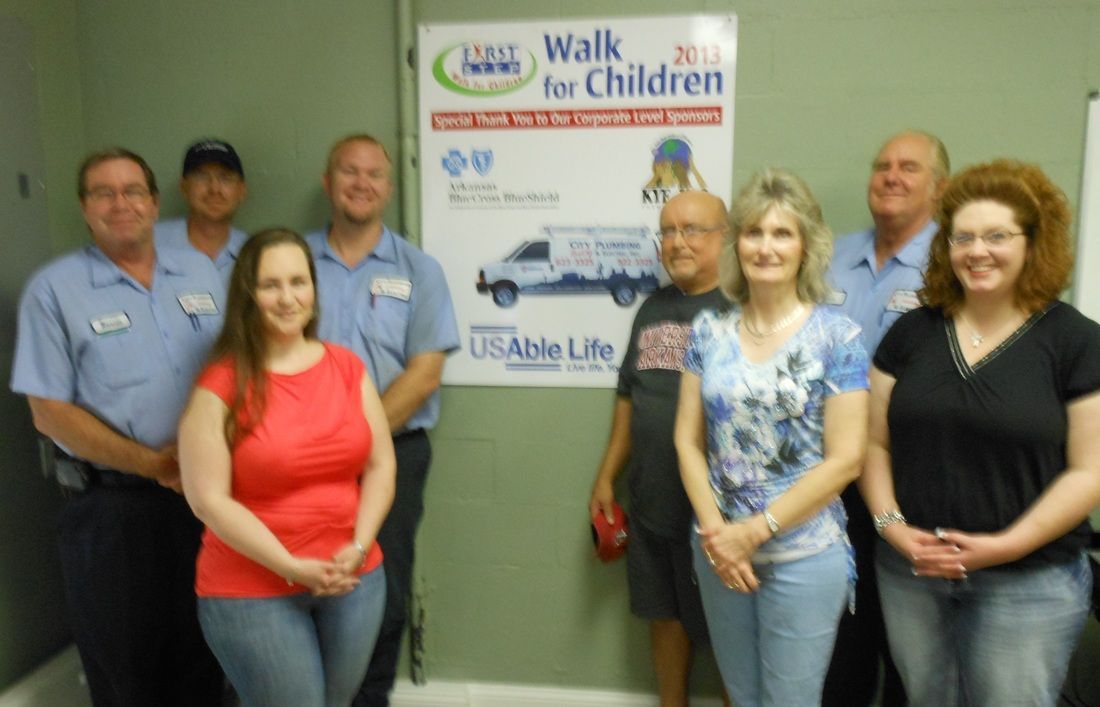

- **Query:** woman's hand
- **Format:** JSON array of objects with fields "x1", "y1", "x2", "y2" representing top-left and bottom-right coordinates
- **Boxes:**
[
  {"x1": 332, "y1": 541, "x2": 367, "y2": 577},
  {"x1": 288, "y1": 557, "x2": 360, "y2": 597},
  {"x1": 698, "y1": 519, "x2": 768, "y2": 593},
  {"x1": 931, "y1": 529, "x2": 1019, "y2": 574},
  {"x1": 882, "y1": 523, "x2": 967, "y2": 579}
]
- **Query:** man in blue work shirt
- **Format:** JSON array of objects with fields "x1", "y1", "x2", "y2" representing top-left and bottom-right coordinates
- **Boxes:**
[
  {"x1": 822, "y1": 130, "x2": 950, "y2": 707},
  {"x1": 10, "y1": 148, "x2": 226, "y2": 706},
  {"x1": 305, "y1": 133, "x2": 459, "y2": 707},
  {"x1": 155, "y1": 139, "x2": 248, "y2": 280}
]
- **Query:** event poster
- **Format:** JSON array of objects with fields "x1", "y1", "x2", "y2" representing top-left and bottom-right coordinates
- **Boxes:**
[{"x1": 419, "y1": 15, "x2": 737, "y2": 387}]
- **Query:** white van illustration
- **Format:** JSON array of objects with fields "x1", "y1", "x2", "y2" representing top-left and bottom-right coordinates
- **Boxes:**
[{"x1": 476, "y1": 225, "x2": 661, "y2": 308}]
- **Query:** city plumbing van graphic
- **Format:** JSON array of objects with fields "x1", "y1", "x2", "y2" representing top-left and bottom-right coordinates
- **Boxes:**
[{"x1": 476, "y1": 225, "x2": 661, "y2": 307}]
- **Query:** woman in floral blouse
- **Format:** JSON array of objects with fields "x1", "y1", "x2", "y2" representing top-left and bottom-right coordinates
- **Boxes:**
[{"x1": 674, "y1": 169, "x2": 870, "y2": 707}]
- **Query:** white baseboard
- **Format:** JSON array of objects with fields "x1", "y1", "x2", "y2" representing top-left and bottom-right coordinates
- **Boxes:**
[
  {"x1": 392, "y1": 679, "x2": 725, "y2": 707},
  {"x1": 0, "y1": 645, "x2": 724, "y2": 707}
]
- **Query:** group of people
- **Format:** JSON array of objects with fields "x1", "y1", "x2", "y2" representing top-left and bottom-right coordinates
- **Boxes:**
[
  {"x1": 591, "y1": 130, "x2": 1100, "y2": 707},
  {"x1": 11, "y1": 135, "x2": 458, "y2": 707},
  {"x1": 10, "y1": 126, "x2": 1100, "y2": 707}
]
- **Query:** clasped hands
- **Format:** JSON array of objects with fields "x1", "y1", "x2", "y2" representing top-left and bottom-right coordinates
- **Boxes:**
[
  {"x1": 286, "y1": 542, "x2": 367, "y2": 597},
  {"x1": 882, "y1": 523, "x2": 1017, "y2": 579},
  {"x1": 698, "y1": 517, "x2": 769, "y2": 594}
]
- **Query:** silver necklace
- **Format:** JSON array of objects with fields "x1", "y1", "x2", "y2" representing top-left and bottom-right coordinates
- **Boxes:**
[
  {"x1": 742, "y1": 303, "x2": 805, "y2": 345},
  {"x1": 956, "y1": 311, "x2": 1023, "y2": 349},
  {"x1": 959, "y1": 313, "x2": 984, "y2": 348}
]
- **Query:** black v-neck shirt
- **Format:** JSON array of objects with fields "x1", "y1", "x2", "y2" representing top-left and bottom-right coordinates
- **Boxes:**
[{"x1": 874, "y1": 302, "x2": 1100, "y2": 568}]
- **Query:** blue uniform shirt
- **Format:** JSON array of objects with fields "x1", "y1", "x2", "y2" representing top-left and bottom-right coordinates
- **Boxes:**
[
  {"x1": 825, "y1": 220, "x2": 937, "y2": 356},
  {"x1": 10, "y1": 244, "x2": 226, "y2": 451},
  {"x1": 155, "y1": 217, "x2": 247, "y2": 281},
  {"x1": 305, "y1": 226, "x2": 460, "y2": 432}
]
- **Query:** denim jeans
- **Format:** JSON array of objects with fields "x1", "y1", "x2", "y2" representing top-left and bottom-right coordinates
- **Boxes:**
[
  {"x1": 693, "y1": 538, "x2": 848, "y2": 707},
  {"x1": 199, "y1": 565, "x2": 386, "y2": 707},
  {"x1": 876, "y1": 541, "x2": 1091, "y2": 707}
]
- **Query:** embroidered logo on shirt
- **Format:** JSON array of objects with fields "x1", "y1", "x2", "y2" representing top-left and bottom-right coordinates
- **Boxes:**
[
  {"x1": 89, "y1": 312, "x2": 131, "y2": 336},
  {"x1": 371, "y1": 277, "x2": 413, "y2": 301},
  {"x1": 177, "y1": 292, "x2": 219, "y2": 316},
  {"x1": 886, "y1": 289, "x2": 920, "y2": 313},
  {"x1": 635, "y1": 321, "x2": 692, "y2": 371}
]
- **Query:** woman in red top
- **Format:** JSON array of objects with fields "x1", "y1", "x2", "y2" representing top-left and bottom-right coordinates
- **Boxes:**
[{"x1": 179, "y1": 228, "x2": 395, "y2": 707}]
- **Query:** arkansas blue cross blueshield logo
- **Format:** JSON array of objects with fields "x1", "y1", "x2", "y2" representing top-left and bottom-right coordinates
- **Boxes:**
[
  {"x1": 441, "y1": 149, "x2": 467, "y2": 177},
  {"x1": 472, "y1": 149, "x2": 494, "y2": 176}
]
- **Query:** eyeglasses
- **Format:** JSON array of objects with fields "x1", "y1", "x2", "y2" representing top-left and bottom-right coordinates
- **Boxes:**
[
  {"x1": 659, "y1": 224, "x2": 726, "y2": 241},
  {"x1": 947, "y1": 231, "x2": 1025, "y2": 248},
  {"x1": 84, "y1": 186, "x2": 153, "y2": 204}
]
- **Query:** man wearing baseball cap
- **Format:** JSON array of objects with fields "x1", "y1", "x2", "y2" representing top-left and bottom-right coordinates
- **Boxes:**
[{"x1": 155, "y1": 139, "x2": 248, "y2": 279}]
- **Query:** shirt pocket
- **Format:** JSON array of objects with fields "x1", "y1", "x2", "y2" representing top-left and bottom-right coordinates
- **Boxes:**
[
  {"x1": 81, "y1": 329, "x2": 151, "y2": 390},
  {"x1": 356, "y1": 294, "x2": 410, "y2": 358}
]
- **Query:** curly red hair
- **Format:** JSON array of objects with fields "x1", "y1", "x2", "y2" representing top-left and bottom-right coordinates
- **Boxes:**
[{"x1": 921, "y1": 159, "x2": 1073, "y2": 315}]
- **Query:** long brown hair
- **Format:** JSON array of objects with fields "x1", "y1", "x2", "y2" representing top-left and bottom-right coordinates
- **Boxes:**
[{"x1": 210, "y1": 228, "x2": 319, "y2": 442}]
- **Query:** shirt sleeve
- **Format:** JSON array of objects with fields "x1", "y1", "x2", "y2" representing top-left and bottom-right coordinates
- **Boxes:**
[
  {"x1": 10, "y1": 273, "x2": 76, "y2": 402},
  {"x1": 824, "y1": 315, "x2": 870, "y2": 395},
  {"x1": 872, "y1": 307, "x2": 921, "y2": 376},
  {"x1": 330, "y1": 344, "x2": 367, "y2": 393},
  {"x1": 616, "y1": 315, "x2": 643, "y2": 397},
  {"x1": 406, "y1": 254, "x2": 460, "y2": 359},
  {"x1": 195, "y1": 358, "x2": 235, "y2": 405},
  {"x1": 1058, "y1": 305, "x2": 1100, "y2": 402},
  {"x1": 682, "y1": 310, "x2": 711, "y2": 376}
]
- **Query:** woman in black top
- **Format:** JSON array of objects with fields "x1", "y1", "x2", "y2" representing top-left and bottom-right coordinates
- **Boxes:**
[{"x1": 859, "y1": 159, "x2": 1100, "y2": 707}]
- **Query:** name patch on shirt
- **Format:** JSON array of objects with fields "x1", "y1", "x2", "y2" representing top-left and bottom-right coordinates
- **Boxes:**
[
  {"x1": 90, "y1": 312, "x2": 131, "y2": 336},
  {"x1": 825, "y1": 289, "x2": 847, "y2": 306},
  {"x1": 886, "y1": 289, "x2": 920, "y2": 314},
  {"x1": 371, "y1": 277, "x2": 412, "y2": 302},
  {"x1": 177, "y1": 292, "x2": 220, "y2": 316}
]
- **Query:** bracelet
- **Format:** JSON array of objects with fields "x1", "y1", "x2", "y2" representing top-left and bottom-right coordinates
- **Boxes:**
[
  {"x1": 872, "y1": 509, "x2": 907, "y2": 536},
  {"x1": 353, "y1": 539, "x2": 368, "y2": 561},
  {"x1": 762, "y1": 509, "x2": 781, "y2": 536}
]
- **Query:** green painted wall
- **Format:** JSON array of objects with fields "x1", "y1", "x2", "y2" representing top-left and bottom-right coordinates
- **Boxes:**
[
  {"x1": 0, "y1": 0, "x2": 84, "y2": 691},
  {"x1": 4, "y1": 0, "x2": 1100, "y2": 697}
]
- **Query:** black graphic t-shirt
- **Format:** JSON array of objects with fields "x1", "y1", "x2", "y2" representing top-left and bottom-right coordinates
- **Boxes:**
[{"x1": 617, "y1": 284, "x2": 727, "y2": 537}]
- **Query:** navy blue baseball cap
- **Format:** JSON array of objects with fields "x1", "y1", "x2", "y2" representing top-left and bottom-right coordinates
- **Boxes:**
[{"x1": 182, "y1": 139, "x2": 244, "y2": 177}]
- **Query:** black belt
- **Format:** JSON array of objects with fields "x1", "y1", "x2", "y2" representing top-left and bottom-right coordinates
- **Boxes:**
[
  {"x1": 51, "y1": 445, "x2": 156, "y2": 492},
  {"x1": 393, "y1": 428, "x2": 427, "y2": 440}
]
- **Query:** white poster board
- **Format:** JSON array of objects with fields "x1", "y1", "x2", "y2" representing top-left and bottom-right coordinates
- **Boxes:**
[
  {"x1": 1073, "y1": 91, "x2": 1100, "y2": 321},
  {"x1": 419, "y1": 15, "x2": 737, "y2": 387}
]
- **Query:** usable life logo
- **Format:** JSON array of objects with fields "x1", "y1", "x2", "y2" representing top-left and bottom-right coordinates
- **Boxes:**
[{"x1": 433, "y1": 41, "x2": 538, "y2": 96}]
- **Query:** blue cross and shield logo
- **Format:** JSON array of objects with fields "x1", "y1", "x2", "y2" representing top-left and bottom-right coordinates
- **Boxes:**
[{"x1": 472, "y1": 149, "x2": 494, "y2": 176}]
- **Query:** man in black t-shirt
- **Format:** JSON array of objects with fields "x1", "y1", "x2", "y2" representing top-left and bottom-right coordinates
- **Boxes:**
[{"x1": 589, "y1": 190, "x2": 728, "y2": 707}]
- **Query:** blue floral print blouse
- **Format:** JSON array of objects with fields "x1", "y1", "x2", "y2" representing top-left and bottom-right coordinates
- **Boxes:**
[{"x1": 684, "y1": 305, "x2": 869, "y2": 599}]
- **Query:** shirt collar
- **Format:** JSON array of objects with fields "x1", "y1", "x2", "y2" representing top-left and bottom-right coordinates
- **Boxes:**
[
  {"x1": 848, "y1": 220, "x2": 937, "y2": 272},
  {"x1": 892, "y1": 220, "x2": 938, "y2": 268},
  {"x1": 87, "y1": 242, "x2": 186, "y2": 288},
  {"x1": 316, "y1": 224, "x2": 398, "y2": 267}
]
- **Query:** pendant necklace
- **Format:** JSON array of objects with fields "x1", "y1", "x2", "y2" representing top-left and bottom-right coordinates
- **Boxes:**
[
  {"x1": 961, "y1": 315, "x2": 984, "y2": 348},
  {"x1": 742, "y1": 303, "x2": 805, "y2": 346},
  {"x1": 957, "y1": 311, "x2": 1024, "y2": 350}
]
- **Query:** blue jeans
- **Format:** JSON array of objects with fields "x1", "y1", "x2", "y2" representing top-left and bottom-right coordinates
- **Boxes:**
[
  {"x1": 199, "y1": 566, "x2": 386, "y2": 707},
  {"x1": 693, "y1": 538, "x2": 848, "y2": 707},
  {"x1": 876, "y1": 541, "x2": 1091, "y2": 707}
]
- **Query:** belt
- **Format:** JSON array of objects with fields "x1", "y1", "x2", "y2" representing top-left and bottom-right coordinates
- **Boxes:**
[
  {"x1": 393, "y1": 428, "x2": 427, "y2": 440},
  {"x1": 52, "y1": 445, "x2": 156, "y2": 492}
]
